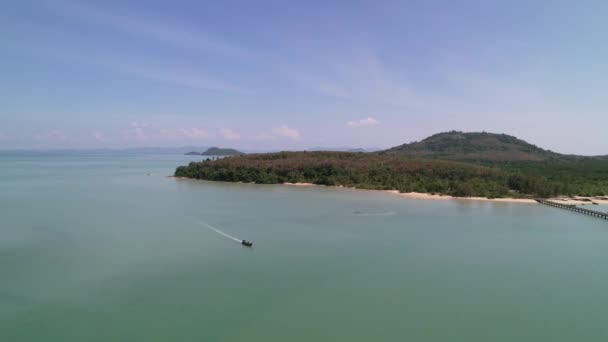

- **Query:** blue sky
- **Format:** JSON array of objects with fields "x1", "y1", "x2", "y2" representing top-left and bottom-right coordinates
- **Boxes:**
[{"x1": 1, "y1": 0, "x2": 607, "y2": 154}]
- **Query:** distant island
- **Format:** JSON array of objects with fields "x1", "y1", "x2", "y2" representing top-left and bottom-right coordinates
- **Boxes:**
[
  {"x1": 185, "y1": 147, "x2": 244, "y2": 156},
  {"x1": 175, "y1": 131, "x2": 608, "y2": 198}
]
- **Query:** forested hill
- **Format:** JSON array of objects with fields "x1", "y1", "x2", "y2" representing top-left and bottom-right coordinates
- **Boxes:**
[
  {"x1": 175, "y1": 151, "x2": 608, "y2": 198},
  {"x1": 174, "y1": 132, "x2": 608, "y2": 198},
  {"x1": 383, "y1": 131, "x2": 560, "y2": 161}
]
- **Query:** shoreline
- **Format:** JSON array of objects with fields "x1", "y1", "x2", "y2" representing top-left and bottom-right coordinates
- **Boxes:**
[
  {"x1": 385, "y1": 190, "x2": 538, "y2": 204},
  {"x1": 283, "y1": 183, "x2": 538, "y2": 204},
  {"x1": 171, "y1": 178, "x2": 608, "y2": 205},
  {"x1": 282, "y1": 182, "x2": 608, "y2": 205},
  {"x1": 544, "y1": 197, "x2": 608, "y2": 205}
]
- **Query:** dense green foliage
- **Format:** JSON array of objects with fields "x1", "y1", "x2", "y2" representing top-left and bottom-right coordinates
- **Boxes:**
[
  {"x1": 175, "y1": 131, "x2": 608, "y2": 198},
  {"x1": 492, "y1": 158, "x2": 608, "y2": 197},
  {"x1": 174, "y1": 151, "x2": 608, "y2": 198}
]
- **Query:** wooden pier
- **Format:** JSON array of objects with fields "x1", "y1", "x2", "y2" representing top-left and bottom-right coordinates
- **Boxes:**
[{"x1": 536, "y1": 199, "x2": 608, "y2": 220}]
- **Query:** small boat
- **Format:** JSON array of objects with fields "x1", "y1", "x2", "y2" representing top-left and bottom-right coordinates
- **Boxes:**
[{"x1": 241, "y1": 240, "x2": 253, "y2": 247}]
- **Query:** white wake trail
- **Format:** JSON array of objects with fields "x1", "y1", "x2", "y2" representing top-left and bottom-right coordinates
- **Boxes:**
[{"x1": 198, "y1": 221, "x2": 242, "y2": 243}]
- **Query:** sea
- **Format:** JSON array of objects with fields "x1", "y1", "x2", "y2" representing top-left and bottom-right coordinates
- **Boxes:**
[{"x1": 2, "y1": 152, "x2": 608, "y2": 341}]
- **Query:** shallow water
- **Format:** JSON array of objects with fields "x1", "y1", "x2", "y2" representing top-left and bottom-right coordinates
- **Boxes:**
[
  {"x1": 576, "y1": 203, "x2": 608, "y2": 212},
  {"x1": 2, "y1": 152, "x2": 608, "y2": 341}
]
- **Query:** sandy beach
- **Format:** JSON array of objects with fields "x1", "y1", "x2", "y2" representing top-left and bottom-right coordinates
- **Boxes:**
[
  {"x1": 281, "y1": 182, "x2": 537, "y2": 203},
  {"x1": 383, "y1": 191, "x2": 539, "y2": 204},
  {"x1": 281, "y1": 182, "x2": 608, "y2": 205},
  {"x1": 547, "y1": 197, "x2": 608, "y2": 205}
]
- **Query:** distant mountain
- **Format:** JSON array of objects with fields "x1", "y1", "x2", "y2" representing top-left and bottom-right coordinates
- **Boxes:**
[
  {"x1": 200, "y1": 147, "x2": 244, "y2": 156},
  {"x1": 383, "y1": 131, "x2": 562, "y2": 162}
]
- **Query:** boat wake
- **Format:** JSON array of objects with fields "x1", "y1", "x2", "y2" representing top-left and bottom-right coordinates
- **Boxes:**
[{"x1": 198, "y1": 221, "x2": 242, "y2": 243}]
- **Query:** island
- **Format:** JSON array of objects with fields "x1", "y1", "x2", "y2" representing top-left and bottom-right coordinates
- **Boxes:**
[
  {"x1": 184, "y1": 147, "x2": 245, "y2": 156},
  {"x1": 175, "y1": 131, "x2": 608, "y2": 199}
]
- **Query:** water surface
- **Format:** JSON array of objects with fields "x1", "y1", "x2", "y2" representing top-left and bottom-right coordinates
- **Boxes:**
[{"x1": 2, "y1": 153, "x2": 608, "y2": 341}]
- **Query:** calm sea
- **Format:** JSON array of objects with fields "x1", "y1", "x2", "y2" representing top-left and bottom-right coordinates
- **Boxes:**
[{"x1": 2, "y1": 152, "x2": 608, "y2": 341}]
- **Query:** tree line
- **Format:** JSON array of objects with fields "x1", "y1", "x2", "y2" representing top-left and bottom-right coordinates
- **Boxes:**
[{"x1": 175, "y1": 151, "x2": 608, "y2": 198}]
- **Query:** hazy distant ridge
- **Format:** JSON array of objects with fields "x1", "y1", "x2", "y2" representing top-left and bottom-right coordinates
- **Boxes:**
[{"x1": 185, "y1": 147, "x2": 244, "y2": 156}]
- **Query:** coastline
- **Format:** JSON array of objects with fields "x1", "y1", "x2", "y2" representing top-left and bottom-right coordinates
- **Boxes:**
[
  {"x1": 283, "y1": 182, "x2": 538, "y2": 204},
  {"x1": 282, "y1": 182, "x2": 608, "y2": 205},
  {"x1": 546, "y1": 197, "x2": 608, "y2": 205},
  {"x1": 384, "y1": 190, "x2": 538, "y2": 204},
  {"x1": 172, "y1": 178, "x2": 607, "y2": 205}
]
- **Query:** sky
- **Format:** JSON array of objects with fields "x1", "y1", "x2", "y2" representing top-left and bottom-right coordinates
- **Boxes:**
[{"x1": 1, "y1": 0, "x2": 607, "y2": 154}]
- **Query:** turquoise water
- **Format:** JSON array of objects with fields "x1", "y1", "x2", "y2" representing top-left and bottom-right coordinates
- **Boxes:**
[{"x1": 2, "y1": 153, "x2": 608, "y2": 341}]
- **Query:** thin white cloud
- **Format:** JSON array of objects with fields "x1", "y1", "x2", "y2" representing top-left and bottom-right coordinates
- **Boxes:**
[
  {"x1": 38, "y1": 3, "x2": 248, "y2": 94},
  {"x1": 219, "y1": 128, "x2": 241, "y2": 140},
  {"x1": 273, "y1": 125, "x2": 301, "y2": 140},
  {"x1": 119, "y1": 64, "x2": 244, "y2": 93},
  {"x1": 36, "y1": 130, "x2": 67, "y2": 142},
  {"x1": 126, "y1": 122, "x2": 148, "y2": 140},
  {"x1": 287, "y1": 50, "x2": 559, "y2": 123},
  {"x1": 131, "y1": 127, "x2": 146, "y2": 140},
  {"x1": 92, "y1": 131, "x2": 106, "y2": 142},
  {"x1": 53, "y1": 1, "x2": 254, "y2": 60},
  {"x1": 130, "y1": 121, "x2": 150, "y2": 128},
  {"x1": 252, "y1": 125, "x2": 301, "y2": 142},
  {"x1": 347, "y1": 117, "x2": 380, "y2": 127},
  {"x1": 287, "y1": 53, "x2": 442, "y2": 111},
  {"x1": 40, "y1": 46, "x2": 245, "y2": 93},
  {"x1": 288, "y1": 71, "x2": 351, "y2": 99},
  {"x1": 253, "y1": 132, "x2": 277, "y2": 141},
  {"x1": 160, "y1": 128, "x2": 209, "y2": 141}
]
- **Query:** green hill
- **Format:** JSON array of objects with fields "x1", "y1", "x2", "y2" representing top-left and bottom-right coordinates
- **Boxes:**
[
  {"x1": 383, "y1": 131, "x2": 558, "y2": 161},
  {"x1": 175, "y1": 132, "x2": 608, "y2": 198}
]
